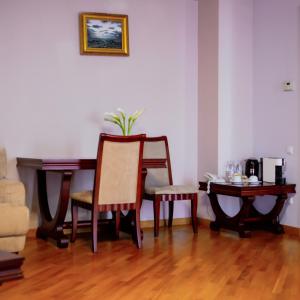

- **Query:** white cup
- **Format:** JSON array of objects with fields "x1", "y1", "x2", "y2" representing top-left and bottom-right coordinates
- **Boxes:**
[
  {"x1": 248, "y1": 175, "x2": 258, "y2": 183},
  {"x1": 232, "y1": 174, "x2": 242, "y2": 183}
]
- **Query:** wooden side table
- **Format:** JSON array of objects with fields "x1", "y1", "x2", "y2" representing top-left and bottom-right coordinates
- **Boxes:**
[
  {"x1": 0, "y1": 251, "x2": 24, "y2": 284},
  {"x1": 199, "y1": 182, "x2": 296, "y2": 237}
]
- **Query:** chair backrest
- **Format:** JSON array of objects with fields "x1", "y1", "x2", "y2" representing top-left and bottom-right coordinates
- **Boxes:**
[
  {"x1": 143, "y1": 136, "x2": 173, "y2": 189},
  {"x1": 0, "y1": 147, "x2": 7, "y2": 179},
  {"x1": 93, "y1": 133, "x2": 145, "y2": 207}
]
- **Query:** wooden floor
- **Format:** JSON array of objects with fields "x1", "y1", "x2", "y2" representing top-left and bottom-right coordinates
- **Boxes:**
[{"x1": 0, "y1": 225, "x2": 299, "y2": 300}]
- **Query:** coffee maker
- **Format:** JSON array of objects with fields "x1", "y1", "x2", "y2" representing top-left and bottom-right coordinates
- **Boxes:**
[
  {"x1": 261, "y1": 157, "x2": 286, "y2": 184},
  {"x1": 245, "y1": 159, "x2": 259, "y2": 177}
]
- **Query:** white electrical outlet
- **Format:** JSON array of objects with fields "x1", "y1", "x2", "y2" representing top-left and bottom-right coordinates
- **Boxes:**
[
  {"x1": 283, "y1": 81, "x2": 294, "y2": 91},
  {"x1": 289, "y1": 197, "x2": 294, "y2": 205}
]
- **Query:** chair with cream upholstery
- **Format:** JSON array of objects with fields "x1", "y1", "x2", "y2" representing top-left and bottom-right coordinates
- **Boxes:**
[
  {"x1": 0, "y1": 147, "x2": 29, "y2": 252},
  {"x1": 143, "y1": 136, "x2": 198, "y2": 237},
  {"x1": 70, "y1": 133, "x2": 145, "y2": 253}
]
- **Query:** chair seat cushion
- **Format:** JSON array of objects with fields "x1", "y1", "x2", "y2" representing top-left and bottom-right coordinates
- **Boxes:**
[
  {"x1": 71, "y1": 190, "x2": 93, "y2": 204},
  {"x1": 0, "y1": 179, "x2": 25, "y2": 205},
  {"x1": 145, "y1": 185, "x2": 198, "y2": 195}
]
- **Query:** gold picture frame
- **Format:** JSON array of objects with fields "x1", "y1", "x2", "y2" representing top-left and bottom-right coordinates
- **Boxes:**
[{"x1": 80, "y1": 12, "x2": 129, "y2": 56}]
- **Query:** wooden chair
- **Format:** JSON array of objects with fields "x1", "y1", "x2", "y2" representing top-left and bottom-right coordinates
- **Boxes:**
[
  {"x1": 70, "y1": 133, "x2": 145, "y2": 253},
  {"x1": 143, "y1": 136, "x2": 198, "y2": 237}
]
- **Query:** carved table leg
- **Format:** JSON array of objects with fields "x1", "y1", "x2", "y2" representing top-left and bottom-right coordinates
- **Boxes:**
[
  {"x1": 210, "y1": 221, "x2": 221, "y2": 231},
  {"x1": 208, "y1": 193, "x2": 223, "y2": 232},
  {"x1": 250, "y1": 193, "x2": 287, "y2": 234},
  {"x1": 208, "y1": 193, "x2": 255, "y2": 237},
  {"x1": 270, "y1": 194, "x2": 287, "y2": 234},
  {"x1": 36, "y1": 170, "x2": 73, "y2": 248},
  {"x1": 237, "y1": 196, "x2": 255, "y2": 238}
]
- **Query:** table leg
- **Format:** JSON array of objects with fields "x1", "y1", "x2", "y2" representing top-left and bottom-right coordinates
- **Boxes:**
[
  {"x1": 267, "y1": 194, "x2": 287, "y2": 234},
  {"x1": 208, "y1": 193, "x2": 223, "y2": 232},
  {"x1": 36, "y1": 170, "x2": 72, "y2": 248},
  {"x1": 249, "y1": 194, "x2": 287, "y2": 234},
  {"x1": 238, "y1": 196, "x2": 255, "y2": 237},
  {"x1": 208, "y1": 193, "x2": 255, "y2": 238}
]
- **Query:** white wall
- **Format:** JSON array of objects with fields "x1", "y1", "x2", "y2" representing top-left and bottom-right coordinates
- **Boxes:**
[
  {"x1": 0, "y1": 0, "x2": 198, "y2": 225},
  {"x1": 198, "y1": 0, "x2": 299, "y2": 227},
  {"x1": 253, "y1": 0, "x2": 300, "y2": 227},
  {"x1": 218, "y1": 0, "x2": 254, "y2": 175},
  {"x1": 218, "y1": 0, "x2": 254, "y2": 216},
  {"x1": 198, "y1": 0, "x2": 254, "y2": 218},
  {"x1": 2, "y1": 0, "x2": 299, "y2": 229}
]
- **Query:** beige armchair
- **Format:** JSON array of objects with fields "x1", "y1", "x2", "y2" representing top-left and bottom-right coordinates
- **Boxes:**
[{"x1": 0, "y1": 148, "x2": 29, "y2": 252}]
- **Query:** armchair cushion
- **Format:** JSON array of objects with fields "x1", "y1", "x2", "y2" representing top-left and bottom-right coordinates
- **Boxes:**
[
  {"x1": 0, "y1": 203, "x2": 29, "y2": 236},
  {"x1": 0, "y1": 236, "x2": 27, "y2": 253},
  {"x1": 0, "y1": 179, "x2": 26, "y2": 205},
  {"x1": 0, "y1": 148, "x2": 7, "y2": 179},
  {"x1": 0, "y1": 147, "x2": 29, "y2": 252},
  {"x1": 145, "y1": 185, "x2": 198, "y2": 195}
]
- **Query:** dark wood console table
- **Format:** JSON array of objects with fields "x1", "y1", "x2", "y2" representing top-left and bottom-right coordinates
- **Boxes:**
[
  {"x1": 17, "y1": 158, "x2": 165, "y2": 248},
  {"x1": 199, "y1": 181, "x2": 296, "y2": 237}
]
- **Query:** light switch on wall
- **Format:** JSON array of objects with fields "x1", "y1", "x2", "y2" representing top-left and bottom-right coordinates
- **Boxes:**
[{"x1": 286, "y1": 145, "x2": 294, "y2": 155}]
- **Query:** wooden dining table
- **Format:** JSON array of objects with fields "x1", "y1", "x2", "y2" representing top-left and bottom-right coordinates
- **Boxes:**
[{"x1": 17, "y1": 158, "x2": 166, "y2": 248}]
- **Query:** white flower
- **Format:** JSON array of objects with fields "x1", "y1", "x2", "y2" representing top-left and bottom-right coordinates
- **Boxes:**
[{"x1": 104, "y1": 108, "x2": 144, "y2": 135}]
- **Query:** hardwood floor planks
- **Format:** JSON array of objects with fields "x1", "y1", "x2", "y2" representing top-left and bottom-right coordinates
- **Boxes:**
[{"x1": 0, "y1": 225, "x2": 299, "y2": 299}]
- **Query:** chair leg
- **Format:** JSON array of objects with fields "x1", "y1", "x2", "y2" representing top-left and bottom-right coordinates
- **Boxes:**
[
  {"x1": 135, "y1": 209, "x2": 142, "y2": 249},
  {"x1": 71, "y1": 200, "x2": 78, "y2": 243},
  {"x1": 114, "y1": 210, "x2": 120, "y2": 240},
  {"x1": 168, "y1": 201, "x2": 174, "y2": 227},
  {"x1": 191, "y1": 193, "x2": 198, "y2": 234},
  {"x1": 91, "y1": 209, "x2": 98, "y2": 253},
  {"x1": 153, "y1": 196, "x2": 160, "y2": 237}
]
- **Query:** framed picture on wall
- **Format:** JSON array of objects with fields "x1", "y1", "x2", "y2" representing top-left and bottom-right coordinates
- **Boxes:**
[{"x1": 80, "y1": 12, "x2": 129, "y2": 56}]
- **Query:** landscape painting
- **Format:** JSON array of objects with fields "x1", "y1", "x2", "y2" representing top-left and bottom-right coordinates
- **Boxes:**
[
  {"x1": 87, "y1": 19, "x2": 122, "y2": 49},
  {"x1": 80, "y1": 13, "x2": 129, "y2": 56}
]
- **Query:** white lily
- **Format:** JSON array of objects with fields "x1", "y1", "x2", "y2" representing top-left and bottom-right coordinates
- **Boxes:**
[
  {"x1": 104, "y1": 108, "x2": 144, "y2": 135},
  {"x1": 132, "y1": 109, "x2": 144, "y2": 121}
]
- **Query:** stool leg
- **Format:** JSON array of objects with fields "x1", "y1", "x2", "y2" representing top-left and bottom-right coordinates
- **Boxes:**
[
  {"x1": 135, "y1": 209, "x2": 142, "y2": 248},
  {"x1": 71, "y1": 200, "x2": 78, "y2": 243},
  {"x1": 114, "y1": 210, "x2": 120, "y2": 240},
  {"x1": 153, "y1": 196, "x2": 161, "y2": 237},
  {"x1": 91, "y1": 209, "x2": 98, "y2": 253},
  {"x1": 191, "y1": 193, "x2": 198, "y2": 233},
  {"x1": 168, "y1": 201, "x2": 174, "y2": 227}
]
